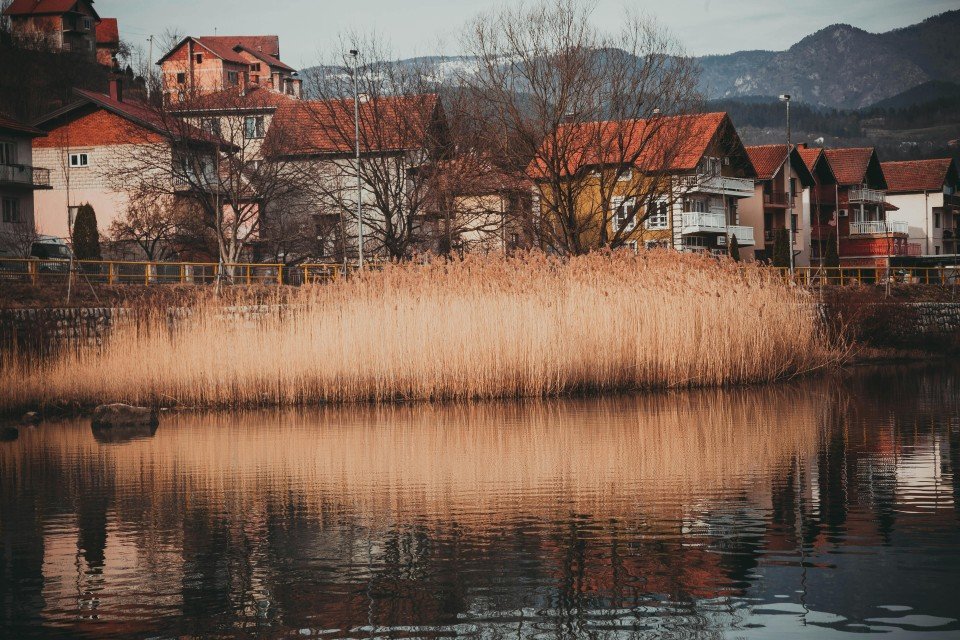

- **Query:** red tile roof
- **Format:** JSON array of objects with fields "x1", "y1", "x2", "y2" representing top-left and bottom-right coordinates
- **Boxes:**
[
  {"x1": 270, "y1": 94, "x2": 440, "y2": 156},
  {"x1": 525, "y1": 112, "x2": 748, "y2": 179},
  {"x1": 95, "y1": 17, "x2": 118, "y2": 45},
  {"x1": 3, "y1": 0, "x2": 96, "y2": 16},
  {"x1": 745, "y1": 144, "x2": 788, "y2": 180},
  {"x1": 170, "y1": 86, "x2": 297, "y2": 113},
  {"x1": 823, "y1": 147, "x2": 880, "y2": 186},
  {"x1": 797, "y1": 146, "x2": 822, "y2": 174},
  {"x1": 881, "y1": 159, "x2": 956, "y2": 193},
  {"x1": 0, "y1": 111, "x2": 46, "y2": 136},
  {"x1": 158, "y1": 36, "x2": 293, "y2": 72}
]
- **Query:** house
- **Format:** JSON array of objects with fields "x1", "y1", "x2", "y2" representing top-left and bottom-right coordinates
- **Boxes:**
[
  {"x1": 797, "y1": 144, "x2": 840, "y2": 265},
  {"x1": 2, "y1": 0, "x2": 100, "y2": 60},
  {"x1": 822, "y1": 147, "x2": 915, "y2": 266},
  {"x1": 741, "y1": 145, "x2": 816, "y2": 264},
  {"x1": 0, "y1": 112, "x2": 51, "y2": 256},
  {"x1": 157, "y1": 36, "x2": 302, "y2": 101},
  {"x1": 882, "y1": 158, "x2": 960, "y2": 256},
  {"x1": 94, "y1": 17, "x2": 119, "y2": 69},
  {"x1": 31, "y1": 78, "x2": 218, "y2": 241},
  {"x1": 526, "y1": 112, "x2": 757, "y2": 255}
]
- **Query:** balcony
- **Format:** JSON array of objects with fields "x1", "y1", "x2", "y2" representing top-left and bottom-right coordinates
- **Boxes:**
[
  {"x1": 849, "y1": 220, "x2": 908, "y2": 236},
  {"x1": 677, "y1": 174, "x2": 755, "y2": 198},
  {"x1": 848, "y1": 187, "x2": 886, "y2": 204},
  {"x1": 0, "y1": 164, "x2": 51, "y2": 189},
  {"x1": 680, "y1": 212, "x2": 754, "y2": 246},
  {"x1": 763, "y1": 192, "x2": 793, "y2": 208}
]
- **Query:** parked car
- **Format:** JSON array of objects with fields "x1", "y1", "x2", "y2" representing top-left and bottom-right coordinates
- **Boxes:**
[{"x1": 30, "y1": 236, "x2": 72, "y2": 273}]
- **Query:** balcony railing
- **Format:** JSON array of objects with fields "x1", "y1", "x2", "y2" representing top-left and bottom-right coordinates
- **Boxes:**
[
  {"x1": 678, "y1": 174, "x2": 755, "y2": 197},
  {"x1": 0, "y1": 164, "x2": 51, "y2": 188},
  {"x1": 680, "y1": 212, "x2": 754, "y2": 246},
  {"x1": 763, "y1": 192, "x2": 793, "y2": 207},
  {"x1": 849, "y1": 220, "x2": 908, "y2": 236},
  {"x1": 848, "y1": 187, "x2": 886, "y2": 204}
]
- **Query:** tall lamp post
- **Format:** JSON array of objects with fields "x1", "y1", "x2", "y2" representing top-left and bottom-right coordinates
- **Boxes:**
[
  {"x1": 350, "y1": 49, "x2": 363, "y2": 269},
  {"x1": 779, "y1": 93, "x2": 795, "y2": 275}
]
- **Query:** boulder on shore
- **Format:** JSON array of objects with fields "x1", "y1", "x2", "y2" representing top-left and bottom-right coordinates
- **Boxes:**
[{"x1": 91, "y1": 403, "x2": 159, "y2": 430}]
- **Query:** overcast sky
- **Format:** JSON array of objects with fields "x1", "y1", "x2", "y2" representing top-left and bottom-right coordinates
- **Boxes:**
[{"x1": 98, "y1": 0, "x2": 955, "y2": 69}]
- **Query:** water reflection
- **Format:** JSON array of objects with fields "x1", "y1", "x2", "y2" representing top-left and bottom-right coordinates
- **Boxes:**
[{"x1": 1, "y1": 366, "x2": 959, "y2": 638}]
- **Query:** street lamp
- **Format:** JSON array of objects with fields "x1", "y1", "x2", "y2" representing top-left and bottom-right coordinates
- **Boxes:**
[
  {"x1": 350, "y1": 49, "x2": 363, "y2": 269},
  {"x1": 779, "y1": 94, "x2": 795, "y2": 275}
]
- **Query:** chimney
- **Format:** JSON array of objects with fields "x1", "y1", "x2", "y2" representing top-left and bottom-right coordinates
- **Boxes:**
[{"x1": 109, "y1": 76, "x2": 123, "y2": 102}]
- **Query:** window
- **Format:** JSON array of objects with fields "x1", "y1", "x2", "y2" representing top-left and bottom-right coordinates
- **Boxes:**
[
  {"x1": 934, "y1": 209, "x2": 942, "y2": 229},
  {"x1": 176, "y1": 72, "x2": 186, "y2": 84},
  {"x1": 646, "y1": 199, "x2": 669, "y2": 229},
  {"x1": 617, "y1": 168, "x2": 632, "y2": 182},
  {"x1": 195, "y1": 53, "x2": 203, "y2": 64},
  {"x1": 69, "y1": 152, "x2": 89, "y2": 168},
  {"x1": 789, "y1": 177, "x2": 797, "y2": 197},
  {"x1": 82, "y1": 17, "x2": 93, "y2": 30},
  {"x1": 244, "y1": 116, "x2": 265, "y2": 139},
  {"x1": 201, "y1": 118, "x2": 221, "y2": 137},
  {"x1": 688, "y1": 198, "x2": 707, "y2": 213},
  {"x1": 0, "y1": 141, "x2": 15, "y2": 165},
  {"x1": 250, "y1": 63, "x2": 261, "y2": 72},
  {"x1": 625, "y1": 240, "x2": 638, "y2": 253},
  {"x1": 612, "y1": 197, "x2": 637, "y2": 232},
  {"x1": 227, "y1": 71, "x2": 240, "y2": 86},
  {"x1": 2, "y1": 198, "x2": 21, "y2": 223},
  {"x1": 935, "y1": 246, "x2": 941, "y2": 255}
]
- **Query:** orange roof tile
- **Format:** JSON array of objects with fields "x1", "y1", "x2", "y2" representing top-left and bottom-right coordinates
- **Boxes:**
[
  {"x1": 270, "y1": 94, "x2": 440, "y2": 156},
  {"x1": 745, "y1": 144, "x2": 788, "y2": 180},
  {"x1": 823, "y1": 147, "x2": 880, "y2": 186},
  {"x1": 95, "y1": 18, "x2": 118, "y2": 45},
  {"x1": 525, "y1": 112, "x2": 747, "y2": 179},
  {"x1": 157, "y1": 36, "x2": 294, "y2": 72},
  {"x1": 881, "y1": 159, "x2": 956, "y2": 193},
  {"x1": 4, "y1": 0, "x2": 97, "y2": 17},
  {"x1": 0, "y1": 111, "x2": 45, "y2": 136}
]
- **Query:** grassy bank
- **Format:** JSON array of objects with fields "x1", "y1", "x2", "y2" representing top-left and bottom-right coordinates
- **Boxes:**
[{"x1": 0, "y1": 252, "x2": 838, "y2": 413}]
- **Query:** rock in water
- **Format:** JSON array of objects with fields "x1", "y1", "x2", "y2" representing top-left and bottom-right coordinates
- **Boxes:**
[{"x1": 91, "y1": 403, "x2": 159, "y2": 429}]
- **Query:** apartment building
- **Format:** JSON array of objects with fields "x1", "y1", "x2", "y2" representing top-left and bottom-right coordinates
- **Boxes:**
[
  {"x1": 3, "y1": 0, "x2": 100, "y2": 59},
  {"x1": 797, "y1": 145, "x2": 840, "y2": 265},
  {"x1": 741, "y1": 145, "x2": 816, "y2": 264},
  {"x1": 526, "y1": 112, "x2": 758, "y2": 255},
  {"x1": 0, "y1": 113, "x2": 51, "y2": 256},
  {"x1": 158, "y1": 36, "x2": 302, "y2": 101},
  {"x1": 94, "y1": 17, "x2": 119, "y2": 69},
  {"x1": 821, "y1": 147, "x2": 915, "y2": 267},
  {"x1": 882, "y1": 158, "x2": 960, "y2": 256}
]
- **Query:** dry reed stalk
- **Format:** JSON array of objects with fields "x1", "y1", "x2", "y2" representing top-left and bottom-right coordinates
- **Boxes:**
[{"x1": 0, "y1": 252, "x2": 838, "y2": 412}]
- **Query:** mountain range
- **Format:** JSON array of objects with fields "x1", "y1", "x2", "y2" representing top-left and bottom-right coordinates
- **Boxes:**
[{"x1": 697, "y1": 9, "x2": 960, "y2": 109}]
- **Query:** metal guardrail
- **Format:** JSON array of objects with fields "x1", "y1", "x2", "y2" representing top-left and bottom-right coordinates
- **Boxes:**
[
  {"x1": 1, "y1": 258, "x2": 958, "y2": 289},
  {"x1": 0, "y1": 164, "x2": 51, "y2": 188}
]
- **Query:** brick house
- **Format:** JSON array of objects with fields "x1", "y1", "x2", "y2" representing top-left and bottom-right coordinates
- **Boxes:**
[
  {"x1": 740, "y1": 145, "x2": 816, "y2": 264},
  {"x1": 882, "y1": 158, "x2": 960, "y2": 256},
  {"x1": 2, "y1": 0, "x2": 99, "y2": 59},
  {"x1": 822, "y1": 147, "x2": 915, "y2": 267},
  {"x1": 157, "y1": 36, "x2": 302, "y2": 101},
  {"x1": 0, "y1": 112, "x2": 51, "y2": 256},
  {"x1": 31, "y1": 79, "x2": 217, "y2": 241}
]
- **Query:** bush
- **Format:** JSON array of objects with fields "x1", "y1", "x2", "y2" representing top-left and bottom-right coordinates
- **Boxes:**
[
  {"x1": 772, "y1": 228, "x2": 790, "y2": 268},
  {"x1": 72, "y1": 203, "x2": 101, "y2": 260},
  {"x1": 729, "y1": 234, "x2": 740, "y2": 262}
]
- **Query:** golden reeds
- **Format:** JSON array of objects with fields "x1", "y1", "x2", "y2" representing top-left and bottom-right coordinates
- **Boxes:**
[{"x1": 0, "y1": 251, "x2": 837, "y2": 412}]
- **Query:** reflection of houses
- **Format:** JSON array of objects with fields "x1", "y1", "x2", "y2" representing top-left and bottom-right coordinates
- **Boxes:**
[
  {"x1": 0, "y1": 113, "x2": 51, "y2": 256},
  {"x1": 3, "y1": 0, "x2": 100, "y2": 59},
  {"x1": 882, "y1": 158, "x2": 960, "y2": 256},
  {"x1": 527, "y1": 112, "x2": 757, "y2": 254},
  {"x1": 158, "y1": 36, "x2": 302, "y2": 100},
  {"x1": 32, "y1": 79, "x2": 218, "y2": 239},
  {"x1": 741, "y1": 144, "x2": 816, "y2": 264},
  {"x1": 823, "y1": 147, "x2": 916, "y2": 267}
]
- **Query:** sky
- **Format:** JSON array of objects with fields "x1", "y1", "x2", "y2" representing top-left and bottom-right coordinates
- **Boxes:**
[{"x1": 97, "y1": 0, "x2": 956, "y2": 70}]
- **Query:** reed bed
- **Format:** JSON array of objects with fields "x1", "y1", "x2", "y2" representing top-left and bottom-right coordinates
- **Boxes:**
[{"x1": 0, "y1": 251, "x2": 838, "y2": 412}]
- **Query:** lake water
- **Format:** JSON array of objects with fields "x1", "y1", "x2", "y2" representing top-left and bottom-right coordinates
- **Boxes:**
[{"x1": 2, "y1": 365, "x2": 959, "y2": 639}]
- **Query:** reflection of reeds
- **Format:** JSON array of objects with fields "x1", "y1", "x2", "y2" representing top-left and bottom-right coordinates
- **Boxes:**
[
  {"x1": 2, "y1": 383, "x2": 826, "y2": 521},
  {"x1": 0, "y1": 252, "x2": 836, "y2": 412}
]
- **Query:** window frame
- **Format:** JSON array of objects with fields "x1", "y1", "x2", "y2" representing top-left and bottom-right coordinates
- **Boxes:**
[
  {"x1": 611, "y1": 196, "x2": 637, "y2": 233},
  {"x1": 0, "y1": 140, "x2": 16, "y2": 165},
  {"x1": 244, "y1": 115, "x2": 265, "y2": 140},
  {"x1": 1, "y1": 197, "x2": 21, "y2": 224},
  {"x1": 227, "y1": 70, "x2": 240, "y2": 86},
  {"x1": 69, "y1": 152, "x2": 89, "y2": 168},
  {"x1": 645, "y1": 199, "x2": 670, "y2": 230}
]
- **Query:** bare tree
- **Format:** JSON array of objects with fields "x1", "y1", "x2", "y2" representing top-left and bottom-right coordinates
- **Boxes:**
[
  {"x1": 107, "y1": 193, "x2": 183, "y2": 260},
  {"x1": 297, "y1": 37, "x2": 452, "y2": 261},
  {"x1": 460, "y1": 0, "x2": 702, "y2": 255}
]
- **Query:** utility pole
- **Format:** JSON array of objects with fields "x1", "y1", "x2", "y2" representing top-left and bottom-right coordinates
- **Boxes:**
[
  {"x1": 780, "y1": 94, "x2": 795, "y2": 276},
  {"x1": 350, "y1": 49, "x2": 363, "y2": 269},
  {"x1": 147, "y1": 35, "x2": 154, "y2": 98}
]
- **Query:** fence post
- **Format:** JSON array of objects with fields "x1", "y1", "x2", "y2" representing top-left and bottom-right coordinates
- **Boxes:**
[
  {"x1": 29, "y1": 260, "x2": 38, "y2": 286},
  {"x1": 180, "y1": 263, "x2": 185, "y2": 284},
  {"x1": 277, "y1": 265, "x2": 283, "y2": 286}
]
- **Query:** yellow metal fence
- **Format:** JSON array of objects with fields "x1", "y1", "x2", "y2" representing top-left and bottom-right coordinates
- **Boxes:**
[{"x1": 1, "y1": 258, "x2": 958, "y2": 288}]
